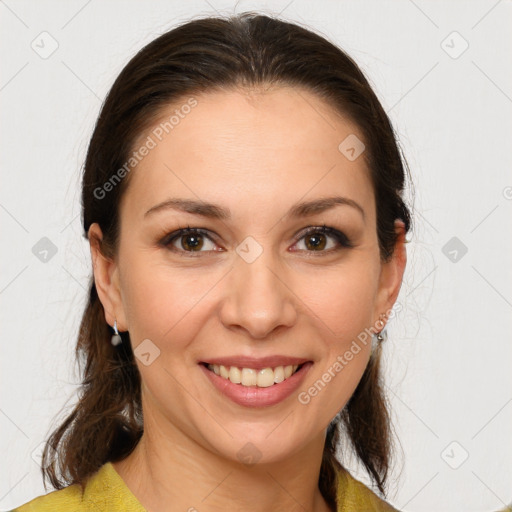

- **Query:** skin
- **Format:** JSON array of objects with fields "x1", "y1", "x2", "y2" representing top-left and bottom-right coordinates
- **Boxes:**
[{"x1": 89, "y1": 85, "x2": 406, "y2": 512}]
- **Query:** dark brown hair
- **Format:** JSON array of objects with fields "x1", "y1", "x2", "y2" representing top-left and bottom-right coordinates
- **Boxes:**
[{"x1": 42, "y1": 12, "x2": 412, "y2": 511}]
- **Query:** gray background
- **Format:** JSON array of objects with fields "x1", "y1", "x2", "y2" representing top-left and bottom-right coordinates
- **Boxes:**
[{"x1": 1, "y1": 1, "x2": 511, "y2": 511}]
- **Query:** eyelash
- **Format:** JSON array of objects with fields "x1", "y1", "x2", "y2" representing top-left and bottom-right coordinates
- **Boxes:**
[{"x1": 159, "y1": 224, "x2": 353, "y2": 257}]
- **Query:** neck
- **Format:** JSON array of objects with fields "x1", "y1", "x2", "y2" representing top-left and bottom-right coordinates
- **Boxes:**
[{"x1": 112, "y1": 406, "x2": 335, "y2": 512}]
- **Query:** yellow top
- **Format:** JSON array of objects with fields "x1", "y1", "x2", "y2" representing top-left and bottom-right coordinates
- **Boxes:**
[{"x1": 11, "y1": 462, "x2": 399, "y2": 511}]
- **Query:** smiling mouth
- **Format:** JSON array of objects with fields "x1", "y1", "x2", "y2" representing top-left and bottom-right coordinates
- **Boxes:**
[{"x1": 201, "y1": 362, "x2": 306, "y2": 388}]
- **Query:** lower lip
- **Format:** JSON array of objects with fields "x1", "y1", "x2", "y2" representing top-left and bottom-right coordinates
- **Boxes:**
[{"x1": 199, "y1": 362, "x2": 313, "y2": 408}]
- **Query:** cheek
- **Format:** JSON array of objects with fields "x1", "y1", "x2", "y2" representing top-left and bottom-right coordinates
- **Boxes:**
[
  {"x1": 120, "y1": 256, "x2": 221, "y2": 350},
  {"x1": 297, "y1": 261, "x2": 379, "y2": 341},
  {"x1": 294, "y1": 269, "x2": 377, "y2": 423}
]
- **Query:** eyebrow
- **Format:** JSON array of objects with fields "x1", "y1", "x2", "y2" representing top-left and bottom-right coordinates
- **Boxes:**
[{"x1": 144, "y1": 196, "x2": 365, "y2": 221}]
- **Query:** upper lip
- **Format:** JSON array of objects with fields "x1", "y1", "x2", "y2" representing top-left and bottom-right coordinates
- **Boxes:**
[{"x1": 200, "y1": 356, "x2": 311, "y2": 370}]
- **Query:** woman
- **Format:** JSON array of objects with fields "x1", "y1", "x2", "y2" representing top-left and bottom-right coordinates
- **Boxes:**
[{"x1": 13, "y1": 12, "x2": 411, "y2": 512}]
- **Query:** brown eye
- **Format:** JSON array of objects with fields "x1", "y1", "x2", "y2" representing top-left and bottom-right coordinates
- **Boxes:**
[
  {"x1": 180, "y1": 233, "x2": 204, "y2": 251},
  {"x1": 294, "y1": 226, "x2": 352, "y2": 253},
  {"x1": 162, "y1": 228, "x2": 218, "y2": 254},
  {"x1": 304, "y1": 232, "x2": 327, "y2": 251}
]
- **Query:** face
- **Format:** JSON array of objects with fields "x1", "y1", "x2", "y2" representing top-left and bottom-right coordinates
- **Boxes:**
[{"x1": 90, "y1": 86, "x2": 405, "y2": 465}]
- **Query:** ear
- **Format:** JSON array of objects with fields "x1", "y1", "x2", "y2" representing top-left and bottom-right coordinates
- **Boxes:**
[
  {"x1": 373, "y1": 219, "x2": 407, "y2": 328},
  {"x1": 88, "y1": 223, "x2": 128, "y2": 331}
]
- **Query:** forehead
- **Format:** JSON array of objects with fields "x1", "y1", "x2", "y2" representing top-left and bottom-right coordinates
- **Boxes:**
[{"x1": 120, "y1": 86, "x2": 374, "y2": 223}]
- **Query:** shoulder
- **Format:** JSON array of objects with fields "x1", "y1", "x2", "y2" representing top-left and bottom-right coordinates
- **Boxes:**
[
  {"x1": 9, "y1": 483, "x2": 85, "y2": 512},
  {"x1": 10, "y1": 462, "x2": 146, "y2": 512},
  {"x1": 336, "y1": 466, "x2": 400, "y2": 512}
]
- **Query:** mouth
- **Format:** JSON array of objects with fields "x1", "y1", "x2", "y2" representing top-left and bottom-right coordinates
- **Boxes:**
[
  {"x1": 199, "y1": 360, "x2": 313, "y2": 408},
  {"x1": 200, "y1": 361, "x2": 307, "y2": 388}
]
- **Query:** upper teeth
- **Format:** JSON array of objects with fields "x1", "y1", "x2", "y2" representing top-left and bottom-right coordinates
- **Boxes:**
[{"x1": 207, "y1": 364, "x2": 299, "y2": 388}]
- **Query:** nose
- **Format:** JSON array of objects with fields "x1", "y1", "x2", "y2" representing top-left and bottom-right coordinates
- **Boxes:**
[{"x1": 219, "y1": 248, "x2": 298, "y2": 340}]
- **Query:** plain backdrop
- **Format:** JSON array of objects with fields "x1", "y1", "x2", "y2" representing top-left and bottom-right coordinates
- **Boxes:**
[{"x1": 1, "y1": 1, "x2": 511, "y2": 511}]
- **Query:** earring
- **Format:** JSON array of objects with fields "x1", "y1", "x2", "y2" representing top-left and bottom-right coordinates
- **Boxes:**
[
  {"x1": 376, "y1": 312, "x2": 387, "y2": 331},
  {"x1": 377, "y1": 312, "x2": 388, "y2": 342},
  {"x1": 111, "y1": 319, "x2": 122, "y2": 346},
  {"x1": 371, "y1": 313, "x2": 388, "y2": 352},
  {"x1": 371, "y1": 329, "x2": 386, "y2": 352}
]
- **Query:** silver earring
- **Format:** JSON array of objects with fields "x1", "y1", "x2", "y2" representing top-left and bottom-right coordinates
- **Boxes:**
[
  {"x1": 371, "y1": 328, "x2": 387, "y2": 352},
  {"x1": 111, "y1": 319, "x2": 122, "y2": 346}
]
